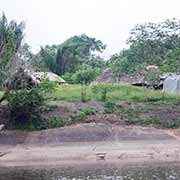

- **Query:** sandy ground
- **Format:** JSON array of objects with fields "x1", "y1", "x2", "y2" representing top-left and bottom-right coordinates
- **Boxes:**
[{"x1": 0, "y1": 123, "x2": 180, "y2": 167}]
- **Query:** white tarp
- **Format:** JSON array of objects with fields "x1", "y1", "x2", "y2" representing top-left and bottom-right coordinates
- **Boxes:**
[{"x1": 163, "y1": 75, "x2": 180, "y2": 93}]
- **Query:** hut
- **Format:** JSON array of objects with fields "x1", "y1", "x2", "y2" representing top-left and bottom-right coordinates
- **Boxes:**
[{"x1": 33, "y1": 72, "x2": 66, "y2": 84}]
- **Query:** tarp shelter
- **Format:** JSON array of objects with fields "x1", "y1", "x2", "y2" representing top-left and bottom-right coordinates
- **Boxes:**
[{"x1": 163, "y1": 75, "x2": 180, "y2": 94}]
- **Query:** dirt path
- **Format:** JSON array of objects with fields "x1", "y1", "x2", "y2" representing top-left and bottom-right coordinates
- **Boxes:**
[{"x1": 0, "y1": 123, "x2": 180, "y2": 167}]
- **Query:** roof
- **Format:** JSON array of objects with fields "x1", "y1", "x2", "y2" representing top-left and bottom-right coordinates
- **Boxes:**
[{"x1": 33, "y1": 72, "x2": 66, "y2": 83}]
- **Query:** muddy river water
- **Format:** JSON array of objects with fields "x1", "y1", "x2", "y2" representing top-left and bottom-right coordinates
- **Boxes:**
[{"x1": 0, "y1": 163, "x2": 180, "y2": 180}]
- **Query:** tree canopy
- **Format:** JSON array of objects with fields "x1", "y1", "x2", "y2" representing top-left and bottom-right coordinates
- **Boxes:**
[
  {"x1": 0, "y1": 13, "x2": 25, "y2": 84},
  {"x1": 35, "y1": 34, "x2": 106, "y2": 75},
  {"x1": 109, "y1": 18, "x2": 180, "y2": 77}
]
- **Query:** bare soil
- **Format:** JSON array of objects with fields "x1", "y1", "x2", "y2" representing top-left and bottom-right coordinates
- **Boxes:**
[
  {"x1": 1, "y1": 100, "x2": 180, "y2": 167},
  {"x1": 0, "y1": 123, "x2": 180, "y2": 167},
  {"x1": 44, "y1": 100, "x2": 180, "y2": 128}
]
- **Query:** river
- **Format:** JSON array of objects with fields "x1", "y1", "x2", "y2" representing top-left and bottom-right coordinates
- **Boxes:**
[{"x1": 0, "y1": 163, "x2": 180, "y2": 180}]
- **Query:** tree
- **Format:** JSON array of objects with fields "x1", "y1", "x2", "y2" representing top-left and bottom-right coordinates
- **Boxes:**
[
  {"x1": 111, "y1": 57, "x2": 131, "y2": 80},
  {"x1": 56, "y1": 34, "x2": 106, "y2": 75},
  {"x1": 73, "y1": 66, "x2": 99, "y2": 102},
  {"x1": 36, "y1": 45, "x2": 57, "y2": 72},
  {"x1": 35, "y1": 34, "x2": 106, "y2": 76},
  {"x1": 160, "y1": 48, "x2": 180, "y2": 73},
  {"x1": 110, "y1": 18, "x2": 180, "y2": 76},
  {"x1": 0, "y1": 13, "x2": 25, "y2": 84}
]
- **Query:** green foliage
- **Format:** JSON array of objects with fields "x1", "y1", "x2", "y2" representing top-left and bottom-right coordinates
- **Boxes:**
[
  {"x1": 111, "y1": 57, "x2": 132, "y2": 77},
  {"x1": 36, "y1": 45, "x2": 57, "y2": 72},
  {"x1": 77, "y1": 106, "x2": 97, "y2": 116},
  {"x1": 45, "y1": 104, "x2": 58, "y2": 111},
  {"x1": 143, "y1": 71, "x2": 161, "y2": 85},
  {"x1": 109, "y1": 18, "x2": 180, "y2": 76},
  {"x1": 35, "y1": 34, "x2": 106, "y2": 76},
  {"x1": 72, "y1": 67, "x2": 100, "y2": 102},
  {"x1": 56, "y1": 34, "x2": 106, "y2": 75},
  {"x1": 6, "y1": 88, "x2": 44, "y2": 128},
  {"x1": 92, "y1": 84, "x2": 123, "y2": 101},
  {"x1": 62, "y1": 72, "x2": 75, "y2": 83},
  {"x1": 160, "y1": 49, "x2": 180, "y2": 73},
  {"x1": 48, "y1": 117, "x2": 65, "y2": 129},
  {"x1": 0, "y1": 13, "x2": 25, "y2": 84},
  {"x1": 92, "y1": 84, "x2": 110, "y2": 101},
  {"x1": 145, "y1": 118, "x2": 161, "y2": 125},
  {"x1": 6, "y1": 79, "x2": 57, "y2": 129},
  {"x1": 167, "y1": 120, "x2": 180, "y2": 128},
  {"x1": 104, "y1": 101, "x2": 119, "y2": 114},
  {"x1": 51, "y1": 84, "x2": 180, "y2": 105},
  {"x1": 36, "y1": 78, "x2": 57, "y2": 99},
  {"x1": 73, "y1": 66, "x2": 99, "y2": 85}
]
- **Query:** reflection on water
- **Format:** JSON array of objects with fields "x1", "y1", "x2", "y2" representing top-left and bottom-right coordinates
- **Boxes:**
[{"x1": 0, "y1": 163, "x2": 180, "y2": 180}]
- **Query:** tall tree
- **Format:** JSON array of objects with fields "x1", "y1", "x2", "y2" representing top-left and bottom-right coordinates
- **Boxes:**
[
  {"x1": 56, "y1": 34, "x2": 106, "y2": 75},
  {"x1": 0, "y1": 13, "x2": 25, "y2": 83},
  {"x1": 110, "y1": 18, "x2": 180, "y2": 76},
  {"x1": 36, "y1": 45, "x2": 57, "y2": 72}
]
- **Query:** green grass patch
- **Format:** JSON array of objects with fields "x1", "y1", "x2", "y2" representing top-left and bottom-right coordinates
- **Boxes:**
[
  {"x1": 50, "y1": 84, "x2": 180, "y2": 105},
  {"x1": 52, "y1": 85, "x2": 93, "y2": 101}
]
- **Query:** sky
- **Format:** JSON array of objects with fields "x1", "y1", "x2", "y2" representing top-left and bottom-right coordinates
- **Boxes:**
[{"x1": 1, "y1": 0, "x2": 180, "y2": 58}]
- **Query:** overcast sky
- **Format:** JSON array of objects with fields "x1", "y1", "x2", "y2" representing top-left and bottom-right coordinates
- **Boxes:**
[{"x1": 1, "y1": 0, "x2": 180, "y2": 58}]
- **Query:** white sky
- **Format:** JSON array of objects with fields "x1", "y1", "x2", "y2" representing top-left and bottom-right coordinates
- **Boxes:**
[{"x1": 1, "y1": 0, "x2": 180, "y2": 58}]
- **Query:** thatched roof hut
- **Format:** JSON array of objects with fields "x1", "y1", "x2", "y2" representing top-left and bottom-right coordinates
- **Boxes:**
[
  {"x1": 3, "y1": 68, "x2": 40, "y2": 90},
  {"x1": 33, "y1": 72, "x2": 66, "y2": 84}
]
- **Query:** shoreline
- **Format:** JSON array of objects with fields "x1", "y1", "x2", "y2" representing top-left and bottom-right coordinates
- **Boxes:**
[{"x1": 1, "y1": 123, "x2": 180, "y2": 167}]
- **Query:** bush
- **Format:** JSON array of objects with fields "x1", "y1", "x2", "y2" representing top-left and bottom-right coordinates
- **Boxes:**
[
  {"x1": 48, "y1": 117, "x2": 65, "y2": 128},
  {"x1": 6, "y1": 79, "x2": 57, "y2": 129},
  {"x1": 77, "y1": 107, "x2": 97, "y2": 116},
  {"x1": 62, "y1": 72, "x2": 75, "y2": 83},
  {"x1": 167, "y1": 120, "x2": 180, "y2": 128},
  {"x1": 104, "y1": 101, "x2": 119, "y2": 113},
  {"x1": 72, "y1": 67, "x2": 100, "y2": 85},
  {"x1": 7, "y1": 88, "x2": 44, "y2": 129},
  {"x1": 92, "y1": 84, "x2": 113, "y2": 101}
]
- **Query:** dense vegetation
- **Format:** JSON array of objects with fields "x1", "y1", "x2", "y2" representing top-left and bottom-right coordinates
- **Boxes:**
[
  {"x1": 0, "y1": 13, "x2": 25, "y2": 83},
  {"x1": 109, "y1": 18, "x2": 180, "y2": 77},
  {"x1": 34, "y1": 34, "x2": 106, "y2": 77},
  {"x1": 1, "y1": 13, "x2": 180, "y2": 130},
  {"x1": 1, "y1": 83, "x2": 180, "y2": 129}
]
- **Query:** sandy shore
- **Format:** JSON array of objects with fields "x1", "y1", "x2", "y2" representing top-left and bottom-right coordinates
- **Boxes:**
[{"x1": 1, "y1": 123, "x2": 180, "y2": 167}]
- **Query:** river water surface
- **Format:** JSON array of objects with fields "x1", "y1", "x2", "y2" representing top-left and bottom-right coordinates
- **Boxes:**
[{"x1": 0, "y1": 163, "x2": 180, "y2": 180}]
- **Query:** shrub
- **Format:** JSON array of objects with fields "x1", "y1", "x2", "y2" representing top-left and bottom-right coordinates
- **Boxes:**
[
  {"x1": 104, "y1": 101, "x2": 118, "y2": 113},
  {"x1": 62, "y1": 72, "x2": 75, "y2": 83},
  {"x1": 167, "y1": 120, "x2": 180, "y2": 128},
  {"x1": 6, "y1": 79, "x2": 57, "y2": 129},
  {"x1": 6, "y1": 88, "x2": 44, "y2": 128},
  {"x1": 143, "y1": 71, "x2": 161, "y2": 86},
  {"x1": 92, "y1": 84, "x2": 115, "y2": 101},
  {"x1": 48, "y1": 117, "x2": 65, "y2": 128},
  {"x1": 77, "y1": 107, "x2": 97, "y2": 116}
]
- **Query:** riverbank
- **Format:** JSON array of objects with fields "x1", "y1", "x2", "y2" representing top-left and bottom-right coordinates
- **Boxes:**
[{"x1": 1, "y1": 123, "x2": 180, "y2": 167}]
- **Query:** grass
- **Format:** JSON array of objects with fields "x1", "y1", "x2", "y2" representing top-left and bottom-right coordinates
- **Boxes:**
[
  {"x1": 50, "y1": 84, "x2": 180, "y2": 105},
  {"x1": 1, "y1": 84, "x2": 180, "y2": 104},
  {"x1": 52, "y1": 85, "x2": 93, "y2": 101},
  {"x1": 4, "y1": 83, "x2": 180, "y2": 129}
]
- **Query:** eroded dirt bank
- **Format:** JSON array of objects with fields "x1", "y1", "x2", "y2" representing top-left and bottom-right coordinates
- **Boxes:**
[{"x1": 0, "y1": 123, "x2": 180, "y2": 167}]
